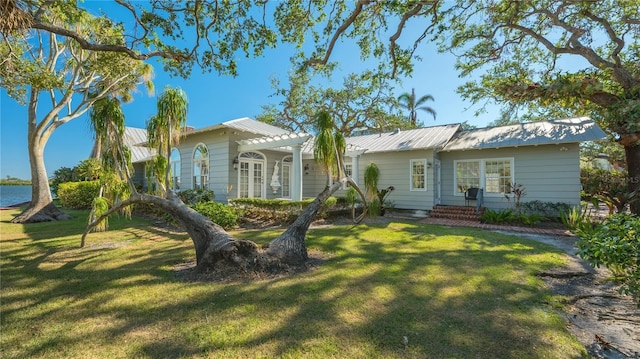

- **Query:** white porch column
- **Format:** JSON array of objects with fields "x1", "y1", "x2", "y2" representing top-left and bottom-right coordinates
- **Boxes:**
[
  {"x1": 351, "y1": 155, "x2": 360, "y2": 185},
  {"x1": 292, "y1": 144, "x2": 303, "y2": 201}
]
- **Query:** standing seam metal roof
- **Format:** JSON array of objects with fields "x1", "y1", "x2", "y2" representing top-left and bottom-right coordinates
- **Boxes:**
[
  {"x1": 124, "y1": 127, "x2": 155, "y2": 163},
  {"x1": 185, "y1": 117, "x2": 289, "y2": 137},
  {"x1": 442, "y1": 117, "x2": 607, "y2": 151},
  {"x1": 345, "y1": 124, "x2": 462, "y2": 153}
]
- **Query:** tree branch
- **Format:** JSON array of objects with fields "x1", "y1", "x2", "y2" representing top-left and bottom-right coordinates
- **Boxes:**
[
  {"x1": 305, "y1": 0, "x2": 372, "y2": 68},
  {"x1": 30, "y1": 20, "x2": 190, "y2": 62}
]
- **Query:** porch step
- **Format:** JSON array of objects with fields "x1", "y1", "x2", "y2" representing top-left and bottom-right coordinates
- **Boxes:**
[{"x1": 429, "y1": 205, "x2": 485, "y2": 221}]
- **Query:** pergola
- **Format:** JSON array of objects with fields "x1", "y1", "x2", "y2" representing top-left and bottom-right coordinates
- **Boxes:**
[{"x1": 237, "y1": 132, "x2": 366, "y2": 200}]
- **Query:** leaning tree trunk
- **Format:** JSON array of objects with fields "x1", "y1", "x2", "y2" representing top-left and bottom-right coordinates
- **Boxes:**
[
  {"x1": 82, "y1": 192, "x2": 261, "y2": 272},
  {"x1": 622, "y1": 136, "x2": 640, "y2": 215},
  {"x1": 265, "y1": 181, "x2": 343, "y2": 265},
  {"x1": 12, "y1": 99, "x2": 71, "y2": 223},
  {"x1": 83, "y1": 182, "x2": 345, "y2": 271}
]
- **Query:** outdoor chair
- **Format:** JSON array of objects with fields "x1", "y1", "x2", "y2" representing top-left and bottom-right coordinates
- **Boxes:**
[{"x1": 465, "y1": 187, "x2": 479, "y2": 206}]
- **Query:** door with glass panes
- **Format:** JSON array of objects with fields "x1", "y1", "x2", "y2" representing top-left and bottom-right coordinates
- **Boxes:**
[{"x1": 238, "y1": 152, "x2": 265, "y2": 198}]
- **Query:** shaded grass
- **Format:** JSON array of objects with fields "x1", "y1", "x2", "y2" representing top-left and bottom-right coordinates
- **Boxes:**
[{"x1": 0, "y1": 209, "x2": 586, "y2": 358}]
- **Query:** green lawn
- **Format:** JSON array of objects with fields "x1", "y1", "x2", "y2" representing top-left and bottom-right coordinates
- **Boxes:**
[{"x1": 0, "y1": 208, "x2": 586, "y2": 358}]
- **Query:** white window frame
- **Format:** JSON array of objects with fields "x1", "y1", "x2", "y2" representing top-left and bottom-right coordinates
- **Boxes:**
[
  {"x1": 341, "y1": 163, "x2": 353, "y2": 190},
  {"x1": 237, "y1": 151, "x2": 266, "y2": 198},
  {"x1": 410, "y1": 159, "x2": 428, "y2": 191},
  {"x1": 192, "y1": 143, "x2": 209, "y2": 190},
  {"x1": 170, "y1": 148, "x2": 181, "y2": 190},
  {"x1": 453, "y1": 157, "x2": 514, "y2": 197},
  {"x1": 281, "y1": 156, "x2": 292, "y2": 198}
]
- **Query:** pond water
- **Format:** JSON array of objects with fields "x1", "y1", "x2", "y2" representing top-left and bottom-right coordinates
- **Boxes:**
[{"x1": 0, "y1": 185, "x2": 32, "y2": 207}]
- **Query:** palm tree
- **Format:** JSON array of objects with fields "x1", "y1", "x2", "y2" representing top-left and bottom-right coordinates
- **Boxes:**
[
  {"x1": 397, "y1": 88, "x2": 436, "y2": 126},
  {"x1": 146, "y1": 86, "x2": 189, "y2": 193},
  {"x1": 265, "y1": 110, "x2": 369, "y2": 263},
  {"x1": 83, "y1": 106, "x2": 367, "y2": 270}
]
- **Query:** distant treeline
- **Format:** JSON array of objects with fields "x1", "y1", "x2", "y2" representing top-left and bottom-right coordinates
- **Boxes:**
[{"x1": 0, "y1": 177, "x2": 31, "y2": 185}]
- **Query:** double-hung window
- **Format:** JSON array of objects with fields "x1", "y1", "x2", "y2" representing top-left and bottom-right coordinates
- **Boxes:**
[
  {"x1": 410, "y1": 159, "x2": 427, "y2": 191},
  {"x1": 454, "y1": 158, "x2": 513, "y2": 195}
]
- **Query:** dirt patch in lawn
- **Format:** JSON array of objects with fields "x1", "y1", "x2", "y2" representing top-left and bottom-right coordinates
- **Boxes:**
[{"x1": 505, "y1": 232, "x2": 640, "y2": 359}]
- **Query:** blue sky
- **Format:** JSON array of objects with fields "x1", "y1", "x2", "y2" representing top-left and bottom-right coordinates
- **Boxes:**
[{"x1": 0, "y1": 7, "x2": 503, "y2": 181}]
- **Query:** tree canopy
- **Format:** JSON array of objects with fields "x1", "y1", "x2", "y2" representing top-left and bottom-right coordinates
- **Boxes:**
[
  {"x1": 1, "y1": 1, "x2": 441, "y2": 79},
  {"x1": 434, "y1": 0, "x2": 640, "y2": 213},
  {"x1": 258, "y1": 70, "x2": 411, "y2": 136}
]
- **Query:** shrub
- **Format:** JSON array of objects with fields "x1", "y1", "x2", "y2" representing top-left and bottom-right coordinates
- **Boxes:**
[
  {"x1": 74, "y1": 158, "x2": 102, "y2": 181},
  {"x1": 512, "y1": 213, "x2": 546, "y2": 226},
  {"x1": 480, "y1": 209, "x2": 515, "y2": 224},
  {"x1": 561, "y1": 206, "x2": 597, "y2": 237},
  {"x1": 577, "y1": 213, "x2": 640, "y2": 306},
  {"x1": 581, "y1": 168, "x2": 628, "y2": 200},
  {"x1": 58, "y1": 180, "x2": 101, "y2": 209},
  {"x1": 229, "y1": 197, "x2": 341, "y2": 223},
  {"x1": 50, "y1": 166, "x2": 75, "y2": 196},
  {"x1": 177, "y1": 188, "x2": 215, "y2": 205},
  {"x1": 521, "y1": 200, "x2": 571, "y2": 220},
  {"x1": 192, "y1": 202, "x2": 240, "y2": 230},
  {"x1": 580, "y1": 168, "x2": 636, "y2": 213},
  {"x1": 480, "y1": 208, "x2": 545, "y2": 226},
  {"x1": 368, "y1": 198, "x2": 382, "y2": 217}
]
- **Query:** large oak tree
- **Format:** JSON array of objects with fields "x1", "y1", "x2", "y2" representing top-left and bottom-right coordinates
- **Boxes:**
[
  {"x1": 258, "y1": 70, "x2": 410, "y2": 137},
  {"x1": 1, "y1": 0, "x2": 441, "y2": 223},
  {"x1": 436, "y1": 0, "x2": 640, "y2": 213}
]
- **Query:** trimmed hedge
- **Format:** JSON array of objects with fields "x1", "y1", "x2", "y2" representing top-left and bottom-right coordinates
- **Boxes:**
[
  {"x1": 58, "y1": 180, "x2": 101, "y2": 209},
  {"x1": 177, "y1": 188, "x2": 215, "y2": 205},
  {"x1": 192, "y1": 202, "x2": 240, "y2": 230},
  {"x1": 229, "y1": 197, "x2": 342, "y2": 223}
]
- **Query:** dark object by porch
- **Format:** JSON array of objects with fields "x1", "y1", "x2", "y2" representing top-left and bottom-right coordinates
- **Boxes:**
[{"x1": 465, "y1": 187, "x2": 479, "y2": 207}]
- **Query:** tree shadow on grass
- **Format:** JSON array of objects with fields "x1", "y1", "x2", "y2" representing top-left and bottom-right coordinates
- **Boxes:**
[{"x1": 1, "y1": 216, "x2": 583, "y2": 358}]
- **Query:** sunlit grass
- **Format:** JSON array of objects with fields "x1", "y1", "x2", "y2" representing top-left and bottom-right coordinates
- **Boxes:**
[{"x1": 0, "y1": 209, "x2": 586, "y2": 358}]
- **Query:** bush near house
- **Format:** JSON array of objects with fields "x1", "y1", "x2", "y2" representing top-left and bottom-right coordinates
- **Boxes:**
[
  {"x1": 576, "y1": 213, "x2": 640, "y2": 306},
  {"x1": 177, "y1": 188, "x2": 215, "y2": 205},
  {"x1": 230, "y1": 197, "x2": 343, "y2": 223},
  {"x1": 192, "y1": 201, "x2": 240, "y2": 230},
  {"x1": 480, "y1": 208, "x2": 546, "y2": 226},
  {"x1": 581, "y1": 168, "x2": 636, "y2": 213},
  {"x1": 521, "y1": 200, "x2": 571, "y2": 221},
  {"x1": 57, "y1": 180, "x2": 101, "y2": 209}
]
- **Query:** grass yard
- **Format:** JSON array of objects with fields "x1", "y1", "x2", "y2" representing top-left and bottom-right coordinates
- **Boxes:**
[{"x1": 0, "y1": 208, "x2": 586, "y2": 358}]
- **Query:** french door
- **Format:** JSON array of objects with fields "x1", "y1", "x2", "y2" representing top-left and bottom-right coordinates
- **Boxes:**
[{"x1": 238, "y1": 152, "x2": 265, "y2": 198}]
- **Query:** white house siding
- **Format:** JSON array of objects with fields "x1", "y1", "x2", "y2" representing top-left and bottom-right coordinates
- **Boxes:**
[
  {"x1": 351, "y1": 150, "x2": 436, "y2": 210},
  {"x1": 438, "y1": 143, "x2": 581, "y2": 209}
]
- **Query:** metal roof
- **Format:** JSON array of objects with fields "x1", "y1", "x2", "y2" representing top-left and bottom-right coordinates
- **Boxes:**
[
  {"x1": 442, "y1": 117, "x2": 607, "y2": 151},
  {"x1": 186, "y1": 117, "x2": 289, "y2": 137},
  {"x1": 345, "y1": 124, "x2": 462, "y2": 153},
  {"x1": 124, "y1": 127, "x2": 156, "y2": 163}
]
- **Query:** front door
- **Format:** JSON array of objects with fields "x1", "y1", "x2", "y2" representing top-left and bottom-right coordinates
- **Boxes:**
[{"x1": 238, "y1": 152, "x2": 265, "y2": 198}]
